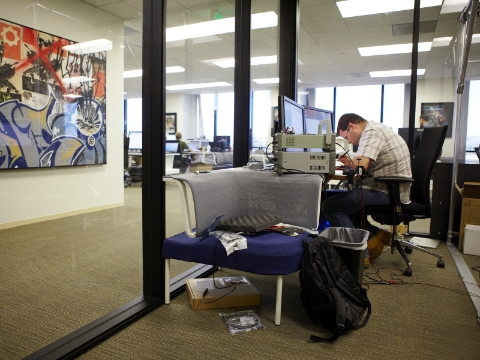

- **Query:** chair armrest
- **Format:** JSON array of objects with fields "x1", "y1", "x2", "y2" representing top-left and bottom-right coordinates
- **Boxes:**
[
  {"x1": 374, "y1": 176, "x2": 414, "y2": 184},
  {"x1": 373, "y1": 176, "x2": 413, "y2": 207}
]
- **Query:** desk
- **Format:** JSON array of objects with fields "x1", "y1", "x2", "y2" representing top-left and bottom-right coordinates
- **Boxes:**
[
  {"x1": 184, "y1": 151, "x2": 217, "y2": 165},
  {"x1": 128, "y1": 152, "x2": 180, "y2": 175}
]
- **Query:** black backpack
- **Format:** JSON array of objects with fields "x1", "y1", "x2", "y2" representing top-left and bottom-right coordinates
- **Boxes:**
[{"x1": 299, "y1": 236, "x2": 371, "y2": 342}]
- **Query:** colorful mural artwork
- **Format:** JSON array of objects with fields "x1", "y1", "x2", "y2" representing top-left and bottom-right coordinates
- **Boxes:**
[{"x1": 0, "y1": 18, "x2": 107, "y2": 169}]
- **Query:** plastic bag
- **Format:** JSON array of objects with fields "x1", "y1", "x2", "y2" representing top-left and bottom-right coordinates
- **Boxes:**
[{"x1": 219, "y1": 310, "x2": 265, "y2": 335}]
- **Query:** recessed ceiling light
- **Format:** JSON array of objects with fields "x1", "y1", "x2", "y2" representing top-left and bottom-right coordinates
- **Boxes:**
[
  {"x1": 63, "y1": 38, "x2": 112, "y2": 54},
  {"x1": 166, "y1": 11, "x2": 277, "y2": 42},
  {"x1": 166, "y1": 82, "x2": 232, "y2": 91},
  {"x1": 337, "y1": 0, "x2": 442, "y2": 18},
  {"x1": 441, "y1": 0, "x2": 469, "y2": 14},
  {"x1": 166, "y1": 66, "x2": 186, "y2": 73},
  {"x1": 359, "y1": 42, "x2": 432, "y2": 56},
  {"x1": 432, "y1": 37, "x2": 453, "y2": 47},
  {"x1": 123, "y1": 67, "x2": 185, "y2": 78},
  {"x1": 369, "y1": 69, "x2": 426, "y2": 77},
  {"x1": 210, "y1": 55, "x2": 277, "y2": 68},
  {"x1": 124, "y1": 69, "x2": 142, "y2": 78},
  {"x1": 252, "y1": 78, "x2": 302, "y2": 84}
]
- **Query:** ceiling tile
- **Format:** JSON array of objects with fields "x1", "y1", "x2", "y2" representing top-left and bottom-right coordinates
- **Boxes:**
[{"x1": 99, "y1": 2, "x2": 140, "y2": 20}]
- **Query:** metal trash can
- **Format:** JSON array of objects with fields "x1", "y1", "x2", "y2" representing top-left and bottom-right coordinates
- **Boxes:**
[{"x1": 320, "y1": 227, "x2": 369, "y2": 285}]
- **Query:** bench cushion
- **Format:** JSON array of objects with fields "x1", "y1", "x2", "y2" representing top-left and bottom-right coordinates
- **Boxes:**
[{"x1": 163, "y1": 231, "x2": 305, "y2": 275}]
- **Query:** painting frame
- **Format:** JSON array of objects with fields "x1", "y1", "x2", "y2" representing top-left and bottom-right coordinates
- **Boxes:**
[
  {"x1": 0, "y1": 17, "x2": 108, "y2": 170},
  {"x1": 420, "y1": 102, "x2": 454, "y2": 138},
  {"x1": 166, "y1": 113, "x2": 177, "y2": 134}
]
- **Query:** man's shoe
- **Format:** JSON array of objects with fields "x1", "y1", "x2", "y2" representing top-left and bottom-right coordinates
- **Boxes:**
[
  {"x1": 367, "y1": 230, "x2": 391, "y2": 262},
  {"x1": 364, "y1": 257, "x2": 370, "y2": 268}
]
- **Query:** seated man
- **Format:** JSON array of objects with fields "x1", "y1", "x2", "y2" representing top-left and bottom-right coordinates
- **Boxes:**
[
  {"x1": 217, "y1": 137, "x2": 232, "y2": 151},
  {"x1": 175, "y1": 132, "x2": 194, "y2": 169},
  {"x1": 322, "y1": 113, "x2": 412, "y2": 265}
]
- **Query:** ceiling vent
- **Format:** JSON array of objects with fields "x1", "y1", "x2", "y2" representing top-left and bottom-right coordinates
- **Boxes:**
[
  {"x1": 392, "y1": 21, "x2": 437, "y2": 36},
  {"x1": 345, "y1": 73, "x2": 369, "y2": 78}
]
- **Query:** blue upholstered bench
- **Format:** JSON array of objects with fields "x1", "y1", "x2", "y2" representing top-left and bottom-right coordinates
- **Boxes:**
[
  {"x1": 163, "y1": 170, "x2": 322, "y2": 325},
  {"x1": 163, "y1": 230, "x2": 306, "y2": 325}
]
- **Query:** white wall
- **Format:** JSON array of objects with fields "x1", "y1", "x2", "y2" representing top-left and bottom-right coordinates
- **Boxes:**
[{"x1": 0, "y1": 1, "x2": 124, "y2": 228}]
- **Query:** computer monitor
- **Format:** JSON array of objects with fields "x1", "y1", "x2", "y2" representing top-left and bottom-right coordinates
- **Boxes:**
[
  {"x1": 304, "y1": 106, "x2": 334, "y2": 152},
  {"x1": 214, "y1": 135, "x2": 231, "y2": 144},
  {"x1": 398, "y1": 128, "x2": 424, "y2": 155},
  {"x1": 304, "y1": 106, "x2": 334, "y2": 135},
  {"x1": 165, "y1": 140, "x2": 179, "y2": 153},
  {"x1": 278, "y1": 95, "x2": 305, "y2": 134},
  {"x1": 128, "y1": 131, "x2": 142, "y2": 151}
]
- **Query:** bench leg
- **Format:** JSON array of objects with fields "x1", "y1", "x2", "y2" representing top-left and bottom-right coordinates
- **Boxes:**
[
  {"x1": 275, "y1": 275, "x2": 283, "y2": 325},
  {"x1": 165, "y1": 258, "x2": 170, "y2": 304}
]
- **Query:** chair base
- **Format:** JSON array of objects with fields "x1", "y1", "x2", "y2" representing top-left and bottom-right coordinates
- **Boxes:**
[{"x1": 387, "y1": 232, "x2": 445, "y2": 276}]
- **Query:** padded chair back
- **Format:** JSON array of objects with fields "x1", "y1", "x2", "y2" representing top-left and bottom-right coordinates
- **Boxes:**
[
  {"x1": 171, "y1": 171, "x2": 322, "y2": 236},
  {"x1": 409, "y1": 126, "x2": 448, "y2": 217}
]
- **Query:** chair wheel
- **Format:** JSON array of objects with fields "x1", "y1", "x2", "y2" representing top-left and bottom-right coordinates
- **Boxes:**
[
  {"x1": 404, "y1": 268, "x2": 413, "y2": 276},
  {"x1": 404, "y1": 247, "x2": 413, "y2": 254},
  {"x1": 437, "y1": 259, "x2": 445, "y2": 268}
]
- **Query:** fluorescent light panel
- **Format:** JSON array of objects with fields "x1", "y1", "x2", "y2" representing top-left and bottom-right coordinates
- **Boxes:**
[
  {"x1": 63, "y1": 39, "x2": 112, "y2": 54},
  {"x1": 210, "y1": 55, "x2": 277, "y2": 68},
  {"x1": 166, "y1": 82, "x2": 231, "y2": 91},
  {"x1": 432, "y1": 37, "x2": 453, "y2": 47},
  {"x1": 370, "y1": 69, "x2": 426, "y2": 77},
  {"x1": 337, "y1": 0, "x2": 442, "y2": 18},
  {"x1": 359, "y1": 42, "x2": 432, "y2": 56},
  {"x1": 441, "y1": 0, "x2": 469, "y2": 14},
  {"x1": 253, "y1": 78, "x2": 302, "y2": 84},
  {"x1": 166, "y1": 11, "x2": 277, "y2": 42},
  {"x1": 123, "y1": 67, "x2": 185, "y2": 78}
]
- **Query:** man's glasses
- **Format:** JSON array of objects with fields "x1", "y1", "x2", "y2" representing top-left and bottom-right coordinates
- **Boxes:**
[{"x1": 342, "y1": 127, "x2": 350, "y2": 140}]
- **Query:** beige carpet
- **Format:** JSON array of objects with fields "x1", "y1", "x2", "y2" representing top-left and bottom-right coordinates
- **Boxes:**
[
  {"x1": 1, "y1": 182, "x2": 480, "y2": 359},
  {"x1": 79, "y1": 241, "x2": 480, "y2": 360}
]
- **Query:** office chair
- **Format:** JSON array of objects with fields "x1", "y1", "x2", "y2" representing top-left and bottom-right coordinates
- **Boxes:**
[{"x1": 366, "y1": 126, "x2": 448, "y2": 276}]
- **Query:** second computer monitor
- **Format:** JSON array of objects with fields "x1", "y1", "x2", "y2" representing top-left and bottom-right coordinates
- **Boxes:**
[{"x1": 304, "y1": 106, "x2": 334, "y2": 135}]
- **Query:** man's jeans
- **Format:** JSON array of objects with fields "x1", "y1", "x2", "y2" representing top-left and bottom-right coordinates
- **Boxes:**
[{"x1": 322, "y1": 188, "x2": 391, "y2": 236}]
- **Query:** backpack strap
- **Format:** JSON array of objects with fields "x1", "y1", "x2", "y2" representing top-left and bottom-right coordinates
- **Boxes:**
[{"x1": 351, "y1": 301, "x2": 372, "y2": 330}]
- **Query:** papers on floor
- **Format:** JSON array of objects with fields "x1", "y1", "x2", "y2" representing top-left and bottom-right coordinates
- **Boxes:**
[{"x1": 409, "y1": 236, "x2": 441, "y2": 249}]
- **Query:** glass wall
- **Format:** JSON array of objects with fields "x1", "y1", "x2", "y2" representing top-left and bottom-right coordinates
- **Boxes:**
[
  {"x1": 0, "y1": 2, "x2": 137, "y2": 356},
  {"x1": 251, "y1": 0, "x2": 280, "y2": 152},
  {"x1": 467, "y1": 80, "x2": 480, "y2": 151}
]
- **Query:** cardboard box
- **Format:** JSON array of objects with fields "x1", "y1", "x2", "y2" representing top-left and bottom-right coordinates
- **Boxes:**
[
  {"x1": 189, "y1": 162, "x2": 213, "y2": 173},
  {"x1": 463, "y1": 224, "x2": 480, "y2": 256},
  {"x1": 186, "y1": 277, "x2": 261, "y2": 310},
  {"x1": 458, "y1": 182, "x2": 480, "y2": 252}
]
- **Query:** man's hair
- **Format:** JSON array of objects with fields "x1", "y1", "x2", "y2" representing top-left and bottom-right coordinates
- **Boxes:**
[
  {"x1": 336, "y1": 113, "x2": 367, "y2": 135},
  {"x1": 175, "y1": 132, "x2": 182, "y2": 140},
  {"x1": 420, "y1": 115, "x2": 429, "y2": 122}
]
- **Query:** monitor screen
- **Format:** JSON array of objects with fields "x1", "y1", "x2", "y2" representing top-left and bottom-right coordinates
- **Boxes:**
[
  {"x1": 304, "y1": 106, "x2": 333, "y2": 152},
  {"x1": 279, "y1": 95, "x2": 305, "y2": 134},
  {"x1": 128, "y1": 131, "x2": 142, "y2": 150},
  {"x1": 165, "y1": 140, "x2": 179, "y2": 153},
  {"x1": 304, "y1": 106, "x2": 334, "y2": 135}
]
